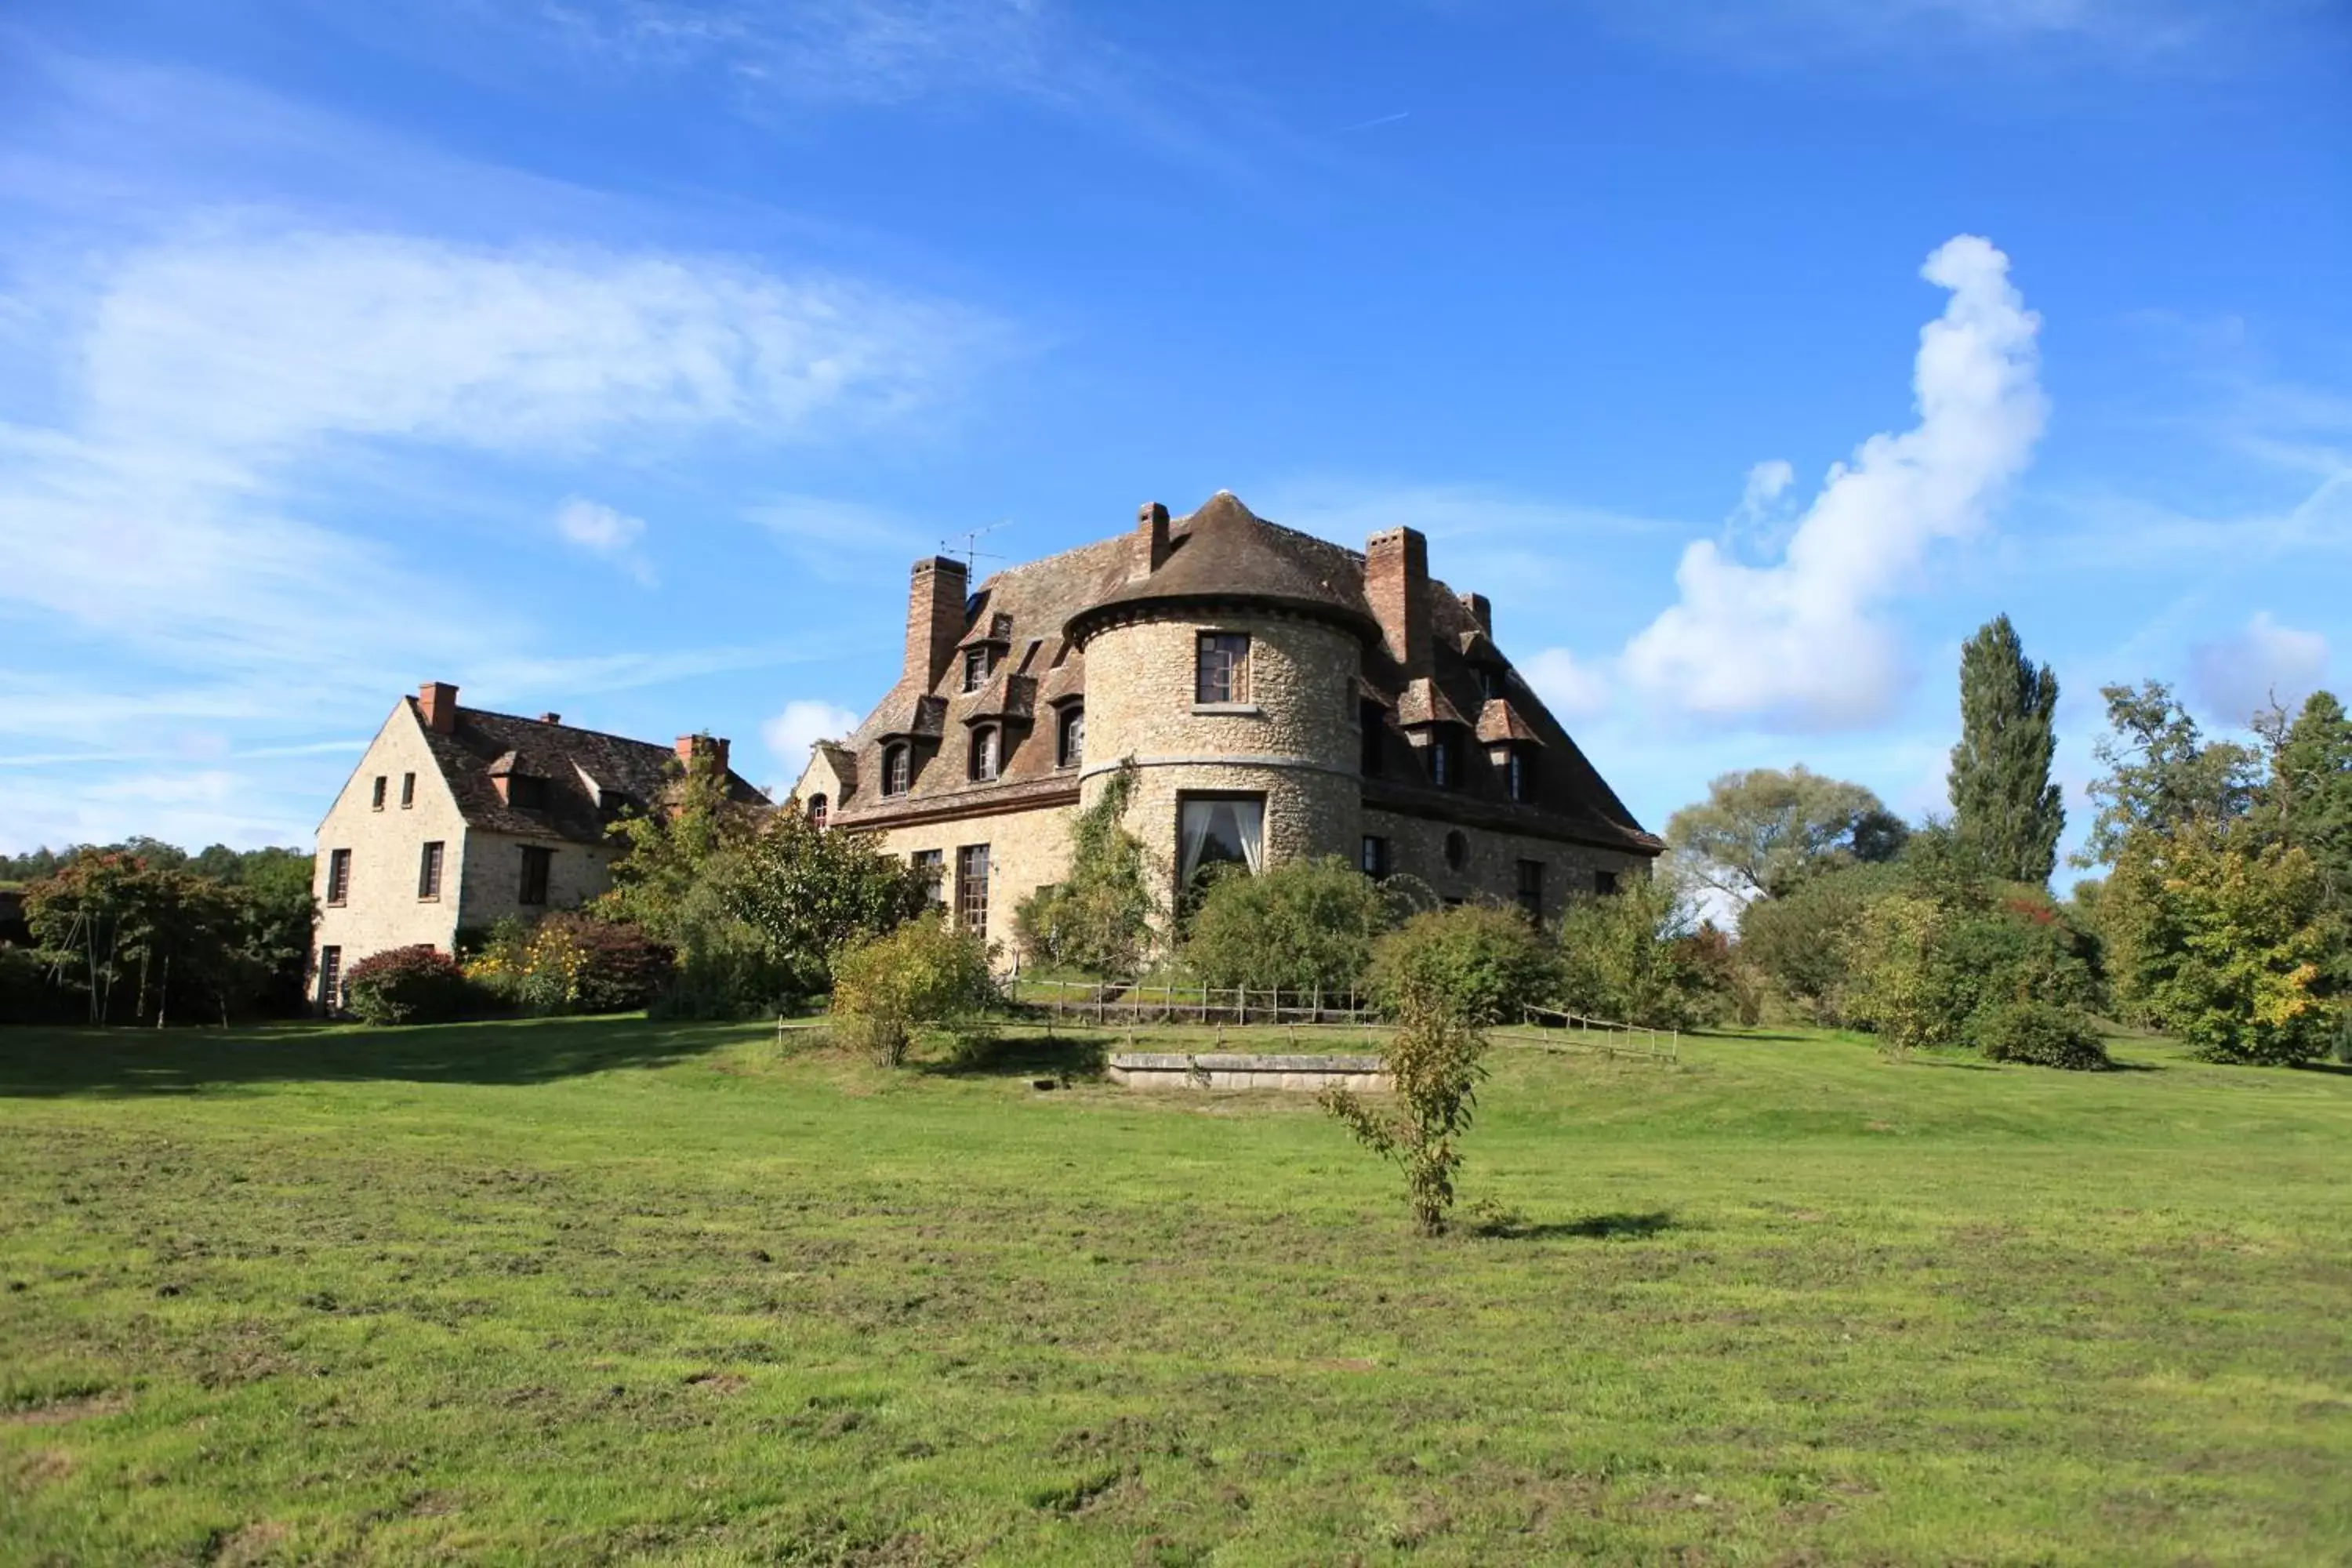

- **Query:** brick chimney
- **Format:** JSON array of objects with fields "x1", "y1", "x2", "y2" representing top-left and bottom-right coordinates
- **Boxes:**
[
  {"x1": 1365, "y1": 528, "x2": 1431, "y2": 677},
  {"x1": 1130, "y1": 501, "x2": 1171, "y2": 582},
  {"x1": 676, "y1": 733, "x2": 731, "y2": 777},
  {"x1": 419, "y1": 681, "x2": 459, "y2": 735},
  {"x1": 1459, "y1": 592, "x2": 1492, "y2": 637},
  {"x1": 906, "y1": 556, "x2": 971, "y2": 690}
]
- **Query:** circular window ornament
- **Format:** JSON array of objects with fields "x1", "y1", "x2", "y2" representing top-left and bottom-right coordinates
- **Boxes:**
[{"x1": 1444, "y1": 830, "x2": 1468, "y2": 870}]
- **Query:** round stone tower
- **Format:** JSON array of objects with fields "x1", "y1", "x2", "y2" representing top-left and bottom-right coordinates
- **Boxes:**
[{"x1": 1065, "y1": 493, "x2": 1373, "y2": 909}]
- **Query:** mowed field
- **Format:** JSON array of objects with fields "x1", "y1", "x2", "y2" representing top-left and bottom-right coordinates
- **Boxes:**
[{"x1": 2, "y1": 1018, "x2": 2349, "y2": 1566}]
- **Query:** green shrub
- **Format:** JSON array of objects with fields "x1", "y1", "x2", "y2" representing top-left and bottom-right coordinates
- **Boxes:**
[
  {"x1": 342, "y1": 945, "x2": 474, "y2": 1025},
  {"x1": 1181, "y1": 858, "x2": 1395, "y2": 995},
  {"x1": 1013, "y1": 763, "x2": 1156, "y2": 976},
  {"x1": 1972, "y1": 1000, "x2": 2111, "y2": 1070},
  {"x1": 1369, "y1": 904, "x2": 1558, "y2": 1025},
  {"x1": 1737, "y1": 862, "x2": 1905, "y2": 1023},
  {"x1": 1555, "y1": 875, "x2": 1732, "y2": 1029},
  {"x1": 829, "y1": 913, "x2": 997, "y2": 1067},
  {"x1": 1322, "y1": 996, "x2": 1492, "y2": 1236}
]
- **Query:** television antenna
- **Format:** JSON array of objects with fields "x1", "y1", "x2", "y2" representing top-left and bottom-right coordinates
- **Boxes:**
[{"x1": 942, "y1": 519, "x2": 1011, "y2": 575}]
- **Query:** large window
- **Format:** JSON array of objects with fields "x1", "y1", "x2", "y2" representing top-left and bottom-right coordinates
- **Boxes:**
[
  {"x1": 1178, "y1": 794, "x2": 1265, "y2": 886},
  {"x1": 883, "y1": 743, "x2": 912, "y2": 797},
  {"x1": 1057, "y1": 705, "x2": 1084, "y2": 769},
  {"x1": 317, "y1": 946, "x2": 343, "y2": 1013},
  {"x1": 325, "y1": 848, "x2": 351, "y2": 907},
  {"x1": 519, "y1": 845, "x2": 552, "y2": 906},
  {"x1": 963, "y1": 647, "x2": 992, "y2": 693},
  {"x1": 956, "y1": 844, "x2": 991, "y2": 935},
  {"x1": 1360, "y1": 835, "x2": 1389, "y2": 879},
  {"x1": 1594, "y1": 868, "x2": 1620, "y2": 896},
  {"x1": 417, "y1": 840, "x2": 445, "y2": 901},
  {"x1": 912, "y1": 848, "x2": 945, "y2": 905},
  {"x1": 1516, "y1": 859, "x2": 1544, "y2": 920},
  {"x1": 507, "y1": 775, "x2": 550, "y2": 810},
  {"x1": 1360, "y1": 702, "x2": 1385, "y2": 776},
  {"x1": 970, "y1": 725, "x2": 1000, "y2": 782},
  {"x1": 1195, "y1": 633, "x2": 1250, "y2": 705}
]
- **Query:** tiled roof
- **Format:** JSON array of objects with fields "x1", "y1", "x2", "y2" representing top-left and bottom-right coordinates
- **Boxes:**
[
  {"x1": 1475, "y1": 698, "x2": 1544, "y2": 746},
  {"x1": 412, "y1": 702, "x2": 767, "y2": 845},
  {"x1": 1065, "y1": 492, "x2": 1376, "y2": 644}
]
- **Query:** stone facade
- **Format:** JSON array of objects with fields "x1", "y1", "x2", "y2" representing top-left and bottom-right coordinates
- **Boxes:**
[
  {"x1": 797, "y1": 492, "x2": 1665, "y2": 966},
  {"x1": 310, "y1": 684, "x2": 764, "y2": 1009}
]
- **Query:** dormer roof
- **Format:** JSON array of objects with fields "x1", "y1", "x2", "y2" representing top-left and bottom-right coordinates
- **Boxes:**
[{"x1": 1475, "y1": 698, "x2": 1544, "y2": 746}]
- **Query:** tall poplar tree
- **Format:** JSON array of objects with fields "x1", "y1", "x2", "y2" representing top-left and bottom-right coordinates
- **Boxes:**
[{"x1": 1948, "y1": 614, "x2": 2065, "y2": 883}]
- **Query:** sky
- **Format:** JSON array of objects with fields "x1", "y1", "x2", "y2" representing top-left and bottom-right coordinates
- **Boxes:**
[{"x1": 2, "y1": 0, "x2": 2347, "y2": 883}]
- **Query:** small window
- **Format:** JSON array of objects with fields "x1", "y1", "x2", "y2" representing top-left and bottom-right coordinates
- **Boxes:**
[
  {"x1": 808, "y1": 793, "x2": 828, "y2": 830},
  {"x1": 963, "y1": 647, "x2": 991, "y2": 693},
  {"x1": 883, "y1": 743, "x2": 912, "y2": 797},
  {"x1": 1196, "y1": 633, "x2": 1250, "y2": 705},
  {"x1": 1506, "y1": 749, "x2": 1532, "y2": 803},
  {"x1": 970, "y1": 725, "x2": 1000, "y2": 782},
  {"x1": 1443, "y1": 830, "x2": 1468, "y2": 871},
  {"x1": 956, "y1": 844, "x2": 990, "y2": 935},
  {"x1": 1058, "y1": 705, "x2": 1085, "y2": 769},
  {"x1": 1360, "y1": 835, "x2": 1389, "y2": 879},
  {"x1": 400, "y1": 772, "x2": 416, "y2": 808},
  {"x1": 912, "y1": 848, "x2": 946, "y2": 905},
  {"x1": 1594, "y1": 868, "x2": 1620, "y2": 896},
  {"x1": 1517, "y1": 859, "x2": 1544, "y2": 920},
  {"x1": 1359, "y1": 702, "x2": 1385, "y2": 776},
  {"x1": 326, "y1": 848, "x2": 351, "y2": 906},
  {"x1": 371, "y1": 775, "x2": 387, "y2": 811},
  {"x1": 519, "y1": 845, "x2": 552, "y2": 906},
  {"x1": 418, "y1": 840, "x2": 445, "y2": 901},
  {"x1": 1429, "y1": 735, "x2": 1456, "y2": 789},
  {"x1": 317, "y1": 946, "x2": 343, "y2": 1012},
  {"x1": 1479, "y1": 667, "x2": 1503, "y2": 702},
  {"x1": 507, "y1": 775, "x2": 550, "y2": 811}
]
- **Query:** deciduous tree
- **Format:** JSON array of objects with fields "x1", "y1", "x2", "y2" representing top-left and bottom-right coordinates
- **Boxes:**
[{"x1": 1666, "y1": 766, "x2": 1908, "y2": 902}]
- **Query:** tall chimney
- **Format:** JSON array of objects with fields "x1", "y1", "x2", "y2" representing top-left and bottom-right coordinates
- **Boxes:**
[
  {"x1": 676, "y1": 734, "x2": 731, "y2": 777},
  {"x1": 1364, "y1": 528, "x2": 1431, "y2": 677},
  {"x1": 419, "y1": 681, "x2": 459, "y2": 735},
  {"x1": 1459, "y1": 592, "x2": 1492, "y2": 637},
  {"x1": 1130, "y1": 501, "x2": 1171, "y2": 582},
  {"x1": 905, "y1": 556, "x2": 971, "y2": 690}
]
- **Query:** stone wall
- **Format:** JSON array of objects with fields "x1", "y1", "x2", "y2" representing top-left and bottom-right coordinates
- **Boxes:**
[
  {"x1": 1360, "y1": 806, "x2": 1650, "y2": 920},
  {"x1": 1080, "y1": 609, "x2": 1363, "y2": 906},
  {"x1": 862, "y1": 802, "x2": 1076, "y2": 960},
  {"x1": 455, "y1": 829, "x2": 619, "y2": 932},
  {"x1": 311, "y1": 704, "x2": 469, "y2": 993}
]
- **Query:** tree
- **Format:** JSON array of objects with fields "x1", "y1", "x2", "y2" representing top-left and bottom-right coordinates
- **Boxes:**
[
  {"x1": 1553, "y1": 873, "x2": 1734, "y2": 1029},
  {"x1": 720, "y1": 811, "x2": 934, "y2": 986},
  {"x1": 2078, "y1": 682, "x2": 2258, "y2": 867},
  {"x1": 2251, "y1": 691, "x2": 2352, "y2": 905},
  {"x1": 1367, "y1": 904, "x2": 1559, "y2": 1025},
  {"x1": 1948, "y1": 613, "x2": 2064, "y2": 884},
  {"x1": 829, "y1": 913, "x2": 997, "y2": 1067},
  {"x1": 1013, "y1": 764, "x2": 1158, "y2": 975},
  {"x1": 1666, "y1": 766, "x2": 1909, "y2": 902},
  {"x1": 1321, "y1": 996, "x2": 1491, "y2": 1236},
  {"x1": 1181, "y1": 858, "x2": 1396, "y2": 994}
]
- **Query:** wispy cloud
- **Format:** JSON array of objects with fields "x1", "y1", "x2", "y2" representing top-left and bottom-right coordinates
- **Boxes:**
[
  {"x1": 1585, "y1": 0, "x2": 2312, "y2": 69},
  {"x1": 554, "y1": 496, "x2": 657, "y2": 586},
  {"x1": 763, "y1": 698, "x2": 863, "y2": 788},
  {"x1": 2186, "y1": 612, "x2": 2331, "y2": 726}
]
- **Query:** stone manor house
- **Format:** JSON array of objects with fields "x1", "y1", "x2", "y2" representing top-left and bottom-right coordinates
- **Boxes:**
[
  {"x1": 793, "y1": 492, "x2": 1663, "y2": 943},
  {"x1": 310, "y1": 492, "x2": 1661, "y2": 1005}
]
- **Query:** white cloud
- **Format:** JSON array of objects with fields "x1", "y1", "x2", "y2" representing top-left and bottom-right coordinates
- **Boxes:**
[
  {"x1": 763, "y1": 699, "x2": 862, "y2": 783},
  {"x1": 1523, "y1": 648, "x2": 1614, "y2": 723},
  {"x1": 2187, "y1": 612, "x2": 2331, "y2": 726},
  {"x1": 1614, "y1": 234, "x2": 2046, "y2": 730},
  {"x1": 1730, "y1": 457, "x2": 1795, "y2": 528},
  {"x1": 554, "y1": 496, "x2": 655, "y2": 585}
]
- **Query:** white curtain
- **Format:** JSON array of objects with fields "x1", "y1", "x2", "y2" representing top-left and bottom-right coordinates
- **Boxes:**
[
  {"x1": 1232, "y1": 799, "x2": 1263, "y2": 873},
  {"x1": 1179, "y1": 797, "x2": 1265, "y2": 882},
  {"x1": 1179, "y1": 800, "x2": 1217, "y2": 885}
]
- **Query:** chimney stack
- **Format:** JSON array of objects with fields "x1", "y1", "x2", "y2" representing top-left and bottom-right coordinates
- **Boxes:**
[
  {"x1": 1364, "y1": 528, "x2": 1431, "y2": 677},
  {"x1": 538, "y1": 712, "x2": 562, "y2": 726},
  {"x1": 1459, "y1": 593, "x2": 1492, "y2": 637},
  {"x1": 905, "y1": 556, "x2": 971, "y2": 690},
  {"x1": 419, "y1": 681, "x2": 459, "y2": 735},
  {"x1": 1130, "y1": 501, "x2": 1171, "y2": 581},
  {"x1": 676, "y1": 733, "x2": 731, "y2": 777}
]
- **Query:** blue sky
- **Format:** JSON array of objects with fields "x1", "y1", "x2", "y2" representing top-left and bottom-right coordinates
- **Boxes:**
[{"x1": 2, "y1": 0, "x2": 2347, "y2": 881}]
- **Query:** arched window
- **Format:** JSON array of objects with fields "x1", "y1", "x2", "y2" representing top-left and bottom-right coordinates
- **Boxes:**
[
  {"x1": 883, "y1": 744, "x2": 911, "y2": 797},
  {"x1": 807, "y1": 793, "x2": 828, "y2": 830},
  {"x1": 1058, "y1": 705, "x2": 1084, "y2": 769},
  {"x1": 971, "y1": 725, "x2": 1000, "y2": 782}
]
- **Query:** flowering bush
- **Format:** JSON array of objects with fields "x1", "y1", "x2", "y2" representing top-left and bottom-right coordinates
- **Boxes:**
[
  {"x1": 343, "y1": 945, "x2": 473, "y2": 1025},
  {"x1": 462, "y1": 913, "x2": 673, "y2": 1016}
]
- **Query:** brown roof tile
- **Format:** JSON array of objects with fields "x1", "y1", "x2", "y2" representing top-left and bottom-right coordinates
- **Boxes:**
[{"x1": 412, "y1": 702, "x2": 767, "y2": 845}]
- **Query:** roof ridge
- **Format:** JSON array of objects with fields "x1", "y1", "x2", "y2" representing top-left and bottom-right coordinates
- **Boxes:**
[{"x1": 446, "y1": 702, "x2": 684, "y2": 753}]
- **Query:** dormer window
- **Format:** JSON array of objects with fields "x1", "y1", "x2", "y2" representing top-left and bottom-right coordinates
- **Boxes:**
[
  {"x1": 1478, "y1": 666, "x2": 1504, "y2": 702},
  {"x1": 963, "y1": 647, "x2": 992, "y2": 693},
  {"x1": 883, "y1": 743, "x2": 912, "y2": 797},
  {"x1": 507, "y1": 775, "x2": 550, "y2": 810},
  {"x1": 1057, "y1": 705, "x2": 1084, "y2": 769},
  {"x1": 970, "y1": 725, "x2": 1000, "y2": 782},
  {"x1": 808, "y1": 793, "x2": 828, "y2": 830}
]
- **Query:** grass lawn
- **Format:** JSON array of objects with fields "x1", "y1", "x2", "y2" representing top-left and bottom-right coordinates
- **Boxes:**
[{"x1": 2, "y1": 1018, "x2": 2349, "y2": 1566}]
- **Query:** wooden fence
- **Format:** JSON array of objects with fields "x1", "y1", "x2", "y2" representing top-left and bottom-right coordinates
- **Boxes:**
[{"x1": 1003, "y1": 975, "x2": 1379, "y2": 1027}]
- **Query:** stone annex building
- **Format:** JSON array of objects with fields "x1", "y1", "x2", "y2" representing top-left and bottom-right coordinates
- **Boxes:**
[
  {"x1": 308, "y1": 683, "x2": 764, "y2": 1007},
  {"x1": 793, "y1": 492, "x2": 1664, "y2": 944}
]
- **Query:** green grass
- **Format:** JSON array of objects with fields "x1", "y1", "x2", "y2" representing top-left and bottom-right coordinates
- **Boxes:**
[{"x1": 2, "y1": 1018, "x2": 2350, "y2": 1566}]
